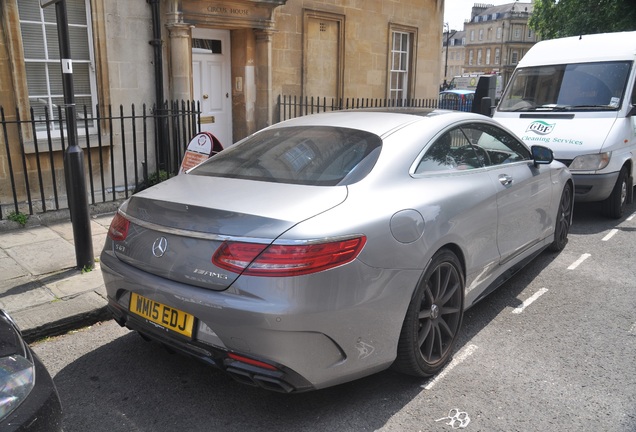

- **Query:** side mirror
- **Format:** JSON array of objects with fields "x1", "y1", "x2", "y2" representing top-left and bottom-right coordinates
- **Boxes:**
[
  {"x1": 627, "y1": 105, "x2": 636, "y2": 117},
  {"x1": 531, "y1": 145, "x2": 554, "y2": 165}
]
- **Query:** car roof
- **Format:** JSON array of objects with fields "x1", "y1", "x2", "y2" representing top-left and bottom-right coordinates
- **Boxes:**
[{"x1": 269, "y1": 109, "x2": 485, "y2": 137}]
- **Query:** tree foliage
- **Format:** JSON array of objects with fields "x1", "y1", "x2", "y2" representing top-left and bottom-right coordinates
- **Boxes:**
[{"x1": 529, "y1": 0, "x2": 636, "y2": 40}]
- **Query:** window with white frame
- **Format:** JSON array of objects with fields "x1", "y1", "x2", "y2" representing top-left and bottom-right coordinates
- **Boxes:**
[
  {"x1": 477, "y1": 49, "x2": 482, "y2": 65},
  {"x1": 479, "y1": 29, "x2": 483, "y2": 40},
  {"x1": 469, "y1": 50, "x2": 474, "y2": 65},
  {"x1": 513, "y1": 27, "x2": 521, "y2": 39},
  {"x1": 496, "y1": 27, "x2": 502, "y2": 39},
  {"x1": 495, "y1": 48, "x2": 500, "y2": 64},
  {"x1": 389, "y1": 30, "x2": 413, "y2": 102},
  {"x1": 470, "y1": 30, "x2": 475, "y2": 41},
  {"x1": 511, "y1": 51, "x2": 519, "y2": 64},
  {"x1": 18, "y1": 0, "x2": 97, "y2": 135},
  {"x1": 486, "y1": 49, "x2": 491, "y2": 65}
]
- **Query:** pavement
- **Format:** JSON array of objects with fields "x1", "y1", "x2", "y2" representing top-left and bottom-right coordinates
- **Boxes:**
[{"x1": 0, "y1": 205, "x2": 119, "y2": 343}]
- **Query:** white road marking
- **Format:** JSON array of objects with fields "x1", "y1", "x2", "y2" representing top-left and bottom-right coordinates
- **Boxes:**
[
  {"x1": 602, "y1": 229, "x2": 618, "y2": 241},
  {"x1": 512, "y1": 288, "x2": 548, "y2": 314},
  {"x1": 568, "y1": 253, "x2": 591, "y2": 270},
  {"x1": 422, "y1": 344, "x2": 478, "y2": 390},
  {"x1": 627, "y1": 212, "x2": 636, "y2": 221}
]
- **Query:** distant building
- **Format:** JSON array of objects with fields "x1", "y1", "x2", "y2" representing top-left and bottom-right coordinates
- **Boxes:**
[
  {"x1": 464, "y1": 2, "x2": 537, "y2": 86},
  {"x1": 441, "y1": 30, "x2": 466, "y2": 83},
  {"x1": 442, "y1": 2, "x2": 538, "y2": 91}
]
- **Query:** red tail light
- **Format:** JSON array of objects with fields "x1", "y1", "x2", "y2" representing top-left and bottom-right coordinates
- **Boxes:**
[
  {"x1": 108, "y1": 213, "x2": 130, "y2": 241},
  {"x1": 212, "y1": 236, "x2": 366, "y2": 277}
]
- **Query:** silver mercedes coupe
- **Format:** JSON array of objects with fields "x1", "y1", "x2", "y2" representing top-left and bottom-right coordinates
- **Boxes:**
[{"x1": 100, "y1": 109, "x2": 573, "y2": 392}]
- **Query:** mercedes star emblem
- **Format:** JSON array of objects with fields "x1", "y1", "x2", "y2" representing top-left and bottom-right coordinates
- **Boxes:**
[{"x1": 152, "y1": 237, "x2": 168, "y2": 258}]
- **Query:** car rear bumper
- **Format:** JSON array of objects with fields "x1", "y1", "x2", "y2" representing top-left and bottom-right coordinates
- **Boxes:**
[
  {"x1": 100, "y1": 250, "x2": 418, "y2": 391},
  {"x1": 107, "y1": 299, "x2": 314, "y2": 393}
]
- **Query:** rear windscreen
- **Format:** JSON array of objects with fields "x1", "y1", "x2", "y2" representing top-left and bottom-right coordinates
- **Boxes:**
[{"x1": 190, "y1": 126, "x2": 382, "y2": 186}]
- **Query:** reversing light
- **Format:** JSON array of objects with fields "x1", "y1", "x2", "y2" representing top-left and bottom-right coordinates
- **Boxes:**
[
  {"x1": 108, "y1": 213, "x2": 130, "y2": 241},
  {"x1": 212, "y1": 236, "x2": 367, "y2": 277}
]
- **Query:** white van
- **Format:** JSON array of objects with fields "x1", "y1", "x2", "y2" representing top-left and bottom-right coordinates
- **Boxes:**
[{"x1": 493, "y1": 31, "x2": 636, "y2": 218}]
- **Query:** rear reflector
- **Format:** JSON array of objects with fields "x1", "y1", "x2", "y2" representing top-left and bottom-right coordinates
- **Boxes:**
[
  {"x1": 227, "y1": 353, "x2": 278, "y2": 371},
  {"x1": 108, "y1": 213, "x2": 130, "y2": 241},
  {"x1": 212, "y1": 236, "x2": 366, "y2": 277}
]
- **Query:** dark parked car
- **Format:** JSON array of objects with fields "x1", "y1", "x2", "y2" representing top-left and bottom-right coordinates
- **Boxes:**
[{"x1": 0, "y1": 310, "x2": 62, "y2": 431}]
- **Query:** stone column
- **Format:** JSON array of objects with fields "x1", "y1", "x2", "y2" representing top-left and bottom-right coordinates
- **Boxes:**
[
  {"x1": 167, "y1": 22, "x2": 193, "y2": 103},
  {"x1": 254, "y1": 28, "x2": 274, "y2": 130}
]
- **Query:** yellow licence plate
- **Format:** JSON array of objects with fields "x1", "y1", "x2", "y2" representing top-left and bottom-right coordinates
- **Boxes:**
[{"x1": 129, "y1": 293, "x2": 194, "y2": 338}]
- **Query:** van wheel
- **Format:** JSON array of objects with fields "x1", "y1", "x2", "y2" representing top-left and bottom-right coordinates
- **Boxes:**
[
  {"x1": 602, "y1": 167, "x2": 628, "y2": 219},
  {"x1": 392, "y1": 249, "x2": 464, "y2": 377}
]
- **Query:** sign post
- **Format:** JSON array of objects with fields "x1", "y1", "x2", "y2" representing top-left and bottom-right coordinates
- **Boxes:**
[{"x1": 40, "y1": 0, "x2": 94, "y2": 270}]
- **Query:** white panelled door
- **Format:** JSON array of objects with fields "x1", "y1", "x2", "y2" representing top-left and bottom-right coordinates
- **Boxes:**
[{"x1": 192, "y1": 29, "x2": 232, "y2": 147}]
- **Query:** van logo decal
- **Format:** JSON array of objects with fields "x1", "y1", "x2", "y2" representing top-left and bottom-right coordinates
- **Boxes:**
[{"x1": 526, "y1": 120, "x2": 555, "y2": 135}]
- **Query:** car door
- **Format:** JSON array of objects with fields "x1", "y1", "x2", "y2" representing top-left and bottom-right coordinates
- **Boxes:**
[
  {"x1": 467, "y1": 123, "x2": 554, "y2": 263},
  {"x1": 414, "y1": 127, "x2": 501, "y2": 288}
]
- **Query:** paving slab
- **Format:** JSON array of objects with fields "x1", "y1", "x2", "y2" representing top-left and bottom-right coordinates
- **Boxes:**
[
  {"x1": 0, "y1": 285, "x2": 57, "y2": 314},
  {"x1": 0, "y1": 209, "x2": 116, "y2": 343},
  {"x1": 0, "y1": 225, "x2": 60, "y2": 248},
  {"x1": 46, "y1": 264, "x2": 104, "y2": 298},
  {"x1": 11, "y1": 291, "x2": 111, "y2": 343},
  {"x1": 0, "y1": 255, "x2": 30, "y2": 280},
  {"x1": 5, "y1": 237, "x2": 76, "y2": 275}
]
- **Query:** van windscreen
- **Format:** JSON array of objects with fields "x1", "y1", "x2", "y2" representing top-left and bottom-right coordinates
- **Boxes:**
[{"x1": 498, "y1": 61, "x2": 632, "y2": 112}]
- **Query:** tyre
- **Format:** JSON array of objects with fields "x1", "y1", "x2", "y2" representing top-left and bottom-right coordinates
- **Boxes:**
[
  {"x1": 393, "y1": 249, "x2": 464, "y2": 377},
  {"x1": 548, "y1": 182, "x2": 573, "y2": 252},
  {"x1": 602, "y1": 167, "x2": 628, "y2": 219}
]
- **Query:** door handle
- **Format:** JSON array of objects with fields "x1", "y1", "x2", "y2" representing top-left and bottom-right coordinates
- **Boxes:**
[
  {"x1": 202, "y1": 94, "x2": 209, "y2": 99},
  {"x1": 498, "y1": 174, "x2": 513, "y2": 186}
]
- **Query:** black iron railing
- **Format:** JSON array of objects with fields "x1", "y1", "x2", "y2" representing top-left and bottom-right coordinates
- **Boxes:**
[
  {"x1": 0, "y1": 100, "x2": 200, "y2": 219},
  {"x1": 278, "y1": 95, "x2": 439, "y2": 121}
]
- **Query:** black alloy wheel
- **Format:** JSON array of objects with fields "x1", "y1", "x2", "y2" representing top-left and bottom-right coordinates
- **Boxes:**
[
  {"x1": 549, "y1": 182, "x2": 573, "y2": 252},
  {"x1": 393, "y1": 249, "x2": 464, "y2": 377}
]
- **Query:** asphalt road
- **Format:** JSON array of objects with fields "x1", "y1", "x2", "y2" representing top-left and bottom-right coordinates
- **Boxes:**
[{"x1": 33, "y1": 202, "x2": 636, "y2": 432}]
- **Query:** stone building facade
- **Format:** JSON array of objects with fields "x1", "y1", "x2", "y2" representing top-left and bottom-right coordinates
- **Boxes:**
[
  {"x1": 2, "y1": 0, "x2": 443, "y2": 145},
  {"x1": 441, "y1": 30, "x2": 466, "y2": 86},
  {"x1": 0, "y1": 0, "x2": 443, "y2": 210},
  {"x1": 463, "y1": 2, "x2": 536, "y2": 86},
  {"x1": 439, "y1": 2, "x2": 537, "y2": 91}
]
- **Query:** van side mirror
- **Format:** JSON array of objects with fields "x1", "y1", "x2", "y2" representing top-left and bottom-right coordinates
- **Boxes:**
[
  {"x1": 628, "y1": 105, "x2": 636, "y2": 117},
  {"x1": 531, "y1": 145, "x2": 554, "y2": 165},
  {"x1": 472, "y1": 75, "x2": 497, "y2": 116}
]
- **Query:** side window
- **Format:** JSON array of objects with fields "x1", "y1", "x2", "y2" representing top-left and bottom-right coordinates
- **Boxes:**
[
  {"x1": 18, "y1": 0, "x2": 97, "y2": 136},
  {"x1": 466, "y1": 124, "x2": 532, "y2": 165},
  {"x1": 415, "y1": 129, "x2": 484, "y2": 173}
]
